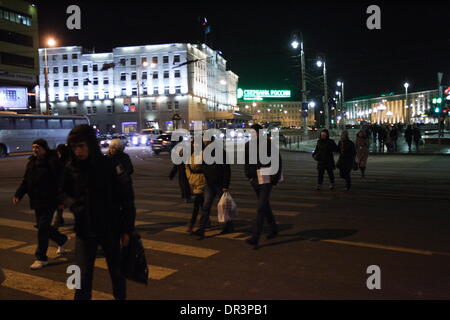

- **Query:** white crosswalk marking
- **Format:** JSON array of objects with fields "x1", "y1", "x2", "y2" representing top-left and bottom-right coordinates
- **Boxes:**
[
  {"x1": 1, "y1": 268, "x2": 113, "y2": 300},
  {"x1": 94, "y1": 258, "x2": 178, "y2": 281}
]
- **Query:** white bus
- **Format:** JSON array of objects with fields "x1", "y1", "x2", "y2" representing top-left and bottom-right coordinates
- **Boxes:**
[{"x1": 0, "y1": 112, "x2": 89, "y2": 157}]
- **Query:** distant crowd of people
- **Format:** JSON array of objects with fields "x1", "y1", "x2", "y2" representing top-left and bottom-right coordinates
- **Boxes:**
[{"x1": 361, "y1": 123, "x2": 422, "y2": 153}]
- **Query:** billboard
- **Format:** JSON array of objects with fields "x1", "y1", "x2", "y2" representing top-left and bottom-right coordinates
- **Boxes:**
[
  {"x1": 0, "y1": 87, "x2": 28, "y2": 110},
  {"x1": 237, "y1": 88, "x2": 291, "y2": 101}
]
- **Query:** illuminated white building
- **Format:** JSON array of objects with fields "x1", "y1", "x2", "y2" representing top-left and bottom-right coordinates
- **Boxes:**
[
  {"x1": 344, "y1": 89, "x2": 439, "y2": 125},
  {"x1": 38, "y1": 43, "x2": 238, "y2": 133}
]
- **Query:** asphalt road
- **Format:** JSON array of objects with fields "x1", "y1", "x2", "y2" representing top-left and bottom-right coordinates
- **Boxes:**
[{"x1": 0, "y1": 147, "x2": 449, "y2": 300}]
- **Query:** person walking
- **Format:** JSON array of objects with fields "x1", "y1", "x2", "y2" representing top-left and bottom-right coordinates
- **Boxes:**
[
  {"x1": 244, "y1": 124, "x2": 282, "y2": 249},
  {"x1": 106, "y1": 139, "x2": 134, "y2": 176},
  {"x1": 355, "y1": 130, "x2": 369, "y2": 178},
  {"x1": 404, "y1": 125, "x2": 413, "y2": 152},
  {"x1": 53, "y1": 144, "x2": 71, "y2": 227},
  {"x1": 413, "y1": 125, "x2": 421, "y2": 152},
  {"x1": 185, "y1": 142, "x2": 206, "y2": 233},
  {"x1": 336, "y1": 131, "x2": 357, "y2": 191},
  {"x1": 169, "y1": 139, "x2": 192, "y2": 203},
  {"x1": 61, "y1": 125, "x2": 135, "y2": 300},
  {"x1": 313, "y1": 129, "x2": 338, "y2": 190},
  {"x1": 192, "y1": 136, "x2": 233, "y2": 240},
  {"x1": 13, "y1": 139, "x2": 69, "y2": 270},
  {"x1": 371, "y1": 124, "x2": 378, "y2": 147},
  {"x1": 389, "y1": 126, "x2": 399, "y2": 152},
  {"x1": 378, "y1": 125, "x2": 387, "y2": 153}
]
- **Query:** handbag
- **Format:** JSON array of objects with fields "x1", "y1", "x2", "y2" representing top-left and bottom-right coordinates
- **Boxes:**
[{"x1": 120, "y1": 233, "x2": 149, "y2": 285}]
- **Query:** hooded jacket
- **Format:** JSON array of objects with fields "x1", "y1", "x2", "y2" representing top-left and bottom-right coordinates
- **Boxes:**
[
  {"x1": 15, "y1": 150, "x2": 62, "y2": 209},
  {"x1": 313, "y1": 131, "x2": 338, "y2": 170},
  {"x1": 61, "y1": 125, "x2": 135, "y2": 238}
]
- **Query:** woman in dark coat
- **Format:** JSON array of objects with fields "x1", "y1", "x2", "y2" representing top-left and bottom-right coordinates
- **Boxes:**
[
  {"x1": 337, "y1": 130, "x2": 357, "y2": 191},
  {"x1": 313, "y1": 129, "x2": 338, "y2": 190}
]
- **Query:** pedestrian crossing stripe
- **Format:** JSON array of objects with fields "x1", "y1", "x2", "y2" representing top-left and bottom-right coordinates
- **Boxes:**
[
  {"x1": 14, "y1": 245, "x2": 68, "y2": 259},
  {"x1": 0, "y1": 218, "x2": 35, "y2": 231},
  {"x1": 1, "y1": 268, "x2": 113, "y2": 300},
  {"x1": 140, "y1": 239, "x2": 219, "y2": 258},
  {"x1": 164, "y1": 226, "x2": 250, "y2": 241},
  {"x1": 0, "y1": 238, "x2": 27, "y2": 250},
  {"x1": 94, "y1": 258, "x2": 178, "y2": 281}
]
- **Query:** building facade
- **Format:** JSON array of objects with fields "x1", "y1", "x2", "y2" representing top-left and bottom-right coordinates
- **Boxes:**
[
  {"x1": 344, "y1": 89, "x2": 439, "y2": 125},
  {"x1": 38, "y1": 43, "x2": 238, "y2": 133},
  {"x1": 0, "y1": 0, "x2": 39, "y2": 111}
]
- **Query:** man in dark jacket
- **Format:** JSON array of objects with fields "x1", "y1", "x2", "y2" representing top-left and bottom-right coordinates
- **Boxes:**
[
  {"x1": 192, "y1": 137, "x2": 232, "y2": 239},
  {"x1": 61, "y1": 125, "x2": 135, "y2": 300},
  {"x1": 412, "y1": 125, "x2": 421, "y2": 152},
  {"x1": 313, "y1": 129, "x2": 338, "y2": 190},
  {"x1": 336, "y1": 131, "x2": 357, "y2": 191},
  {"x1": 244, "y1": 124, "x2": 282, "y2": 249},
  {"x1": 404, "y1": 125, "x2": 413, "y2": 152},
  {"x1": 13, "y1": 139, "x2": 69, "y2": 270}
]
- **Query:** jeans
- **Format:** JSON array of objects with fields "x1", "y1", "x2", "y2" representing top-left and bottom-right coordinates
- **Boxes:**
[
  {"x1": 250, "y1": 181, "x2": 277, "y2": 239},
  {"x1": 74, "y1": 236, "x2": 126, "y2": 300},
  {"x1": 190, "y1": 194, "x2": 204, "y2": 226},
  {"x1": 318, "y1": 168, "x2": 335, "y2": 185},
  {"x1": 34, "y1": 207, "x2": 67, "y2": 261}
]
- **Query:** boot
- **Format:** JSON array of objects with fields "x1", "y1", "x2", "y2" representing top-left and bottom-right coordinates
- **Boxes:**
[
  {"x1": 219, "y1": 221, "x2": 234, "y2": 235},
  {"x1": 245, "y1": 236, "x2": 259, "y2": 249},
  {"x1": 192, "y1": 228, "x2": 205, "y2": 240}
]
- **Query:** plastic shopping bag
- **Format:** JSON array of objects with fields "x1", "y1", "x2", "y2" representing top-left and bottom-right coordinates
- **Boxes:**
[{"x1": 217, "y1": 192, "x2": 238, "y2": 223}]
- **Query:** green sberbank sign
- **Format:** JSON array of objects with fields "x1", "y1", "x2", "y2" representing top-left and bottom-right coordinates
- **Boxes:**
[{"x1": 237, "y1": 88, "x2": 291, "y2": 101}]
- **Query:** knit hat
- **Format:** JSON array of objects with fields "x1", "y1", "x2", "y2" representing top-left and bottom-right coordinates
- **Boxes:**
[
  {"x1": 32, "y1": 139, "x2": 49, "y2": 151},
  {"x1": 67, "y1": 124, "x2": 101, "y2": 156}
]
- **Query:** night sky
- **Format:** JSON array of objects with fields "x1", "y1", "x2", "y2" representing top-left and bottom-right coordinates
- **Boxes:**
[{"x1": 33, "y1": 0, "x2": 450, "y2": 101}]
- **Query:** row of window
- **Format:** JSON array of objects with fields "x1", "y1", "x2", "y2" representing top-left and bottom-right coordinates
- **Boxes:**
[
  {"x1": 0, "y1": 29, "x2": 34, "y2": 47},
  {"x1": 44, "y1": 54, "x2": 181, "y2": 66},
  {"x1": 44, "y1": 54, "x2": 79, "y2": 62},
  {"x1": 0, "y1": 117, "x2": 84, "y2": 130},
  {"x1": 0, "y1": 7, "x2": 32, "y2": 26},
  {"x1": 0, "y1": 52, "x2": 34, "y2": 69},
  {"x1": 49, "y1": 65, "x2": 183, "y2": 80},
  {"x1": 119, "y1": 55, "x2": 180, "y2": 66},
  {"x1": 50, "y1": 85, "x2": 183, "y2": 101},
  {"x1": 66, "y1": 101, "x2": 179, "y2": 115}
]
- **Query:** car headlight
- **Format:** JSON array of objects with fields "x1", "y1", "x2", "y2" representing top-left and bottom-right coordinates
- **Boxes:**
[
  {"x1": 220, "y1": 133, "x2": 225, "y2": 138},
  {"x1": 141, "y1": 136, "x2": 148, "y2": 144},
  {"x1": 100, "y1": 140, "x2": 106, "y2": 145},
  {"x1": 132, "y1": 137, "x2": 138, "y2": 145}
]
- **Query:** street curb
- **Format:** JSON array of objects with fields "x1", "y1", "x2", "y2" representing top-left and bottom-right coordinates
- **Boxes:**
[{"x1": 281, "y1": 149, "x2": 450, "y2": 156}]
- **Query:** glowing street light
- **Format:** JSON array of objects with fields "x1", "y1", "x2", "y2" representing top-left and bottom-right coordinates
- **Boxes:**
[
  {"x1": 291, "y1": 40, "x2": 299, "y2": 49},
  {"x1": 43, "y1": 37, "x2": 57, "y2": 114}
]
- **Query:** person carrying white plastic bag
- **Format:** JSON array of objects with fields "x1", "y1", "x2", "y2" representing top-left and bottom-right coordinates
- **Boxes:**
[{"x1": 217, "y1": 191, "x2": 238, "y2": 223}]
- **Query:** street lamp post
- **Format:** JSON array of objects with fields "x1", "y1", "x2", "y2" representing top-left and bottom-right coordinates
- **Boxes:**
[
  {"x1": 337, "y1": 81, "x2": 345, "y2": 128},
  {"x1": 291, "y1": 33, "x2": 308, "y2": 135},
  {"x1": 317, "y1": 58, "x2": 329, "y2": 129},
  {"x1": 404, "y1": 82, "x2": 410, "y2": 124},
  {"x1": 43, "y1": 38, "x2": 56, "y2": 114},
  {"x1": 136, "y1": 61, "x2": 148, "y2": 133}
]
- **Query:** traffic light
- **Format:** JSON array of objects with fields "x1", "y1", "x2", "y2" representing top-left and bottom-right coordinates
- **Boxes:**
[{"x1": 431, "y1": 97, "x2": 443, "y2": 105}]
